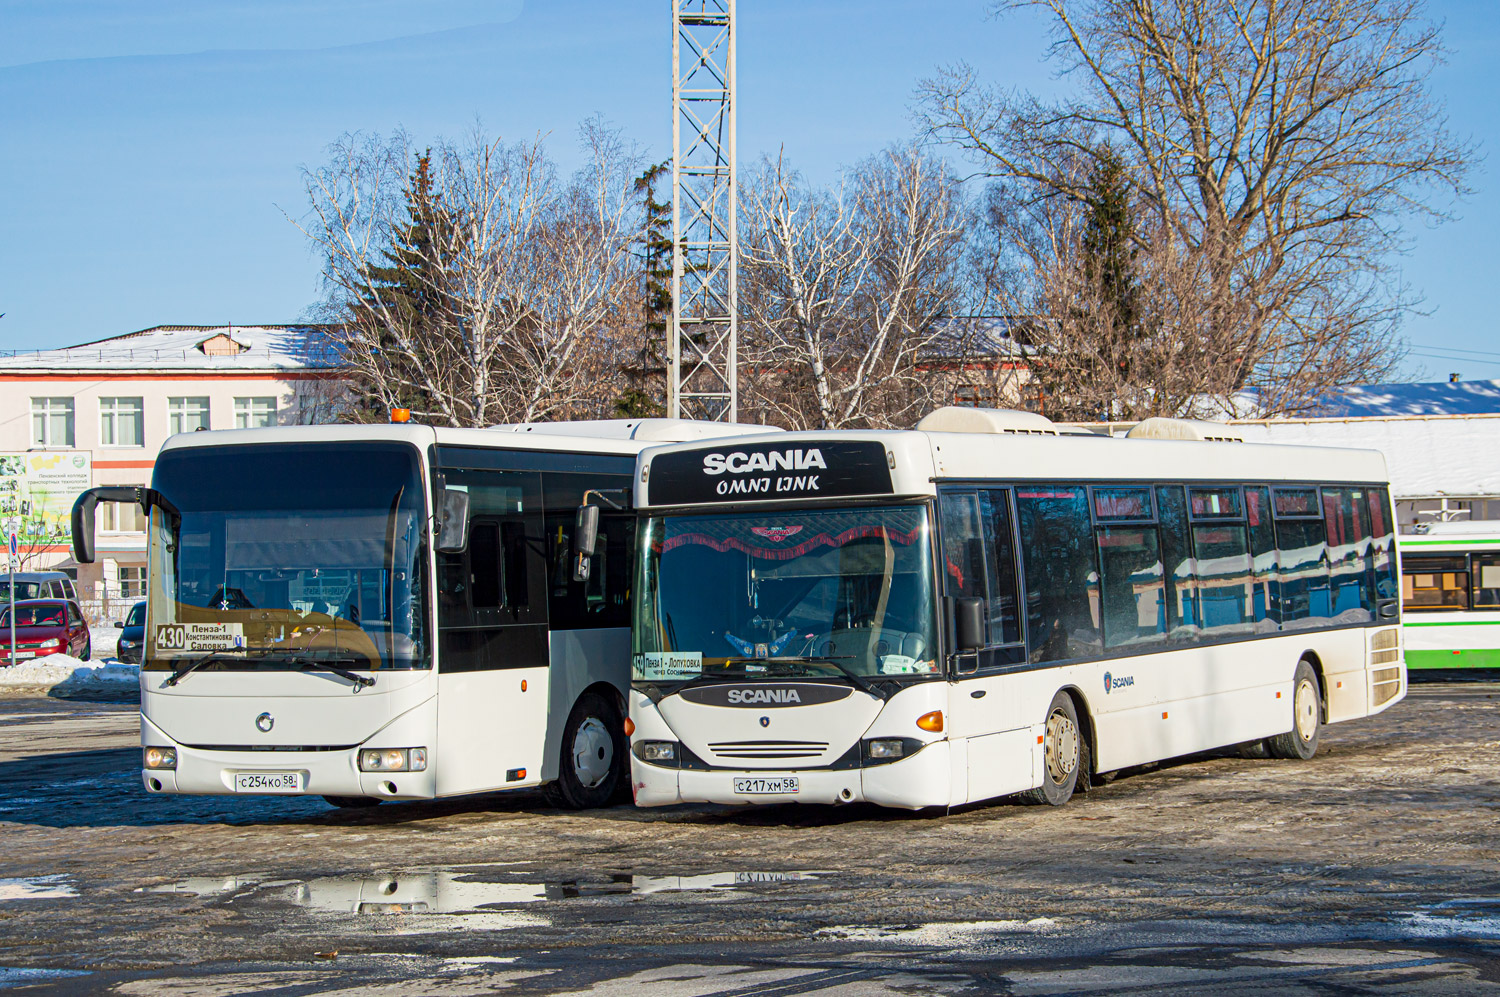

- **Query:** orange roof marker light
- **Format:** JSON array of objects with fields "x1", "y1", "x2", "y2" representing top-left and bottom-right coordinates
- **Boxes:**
[{"x1": 390, "y1": 407, "x2": 411, "y2": 424}]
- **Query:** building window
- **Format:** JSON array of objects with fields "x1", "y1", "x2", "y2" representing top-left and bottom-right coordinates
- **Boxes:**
[
  {"x1": 102, "y1": 497, "x2": 147, "y2": 533},
  {"x1": 117, "y1": 566, "x2": 147, "y2": 599},
  {"x1": 30, "y1": 398, "x2": 75, "y2": 448},
  {"x1": 234, "y1": 396, "x2": 277, "y2": 429},
  {"x1": 99, "y1": 397, "x2": 145, "y2": 447},
  {"x1": 168, "y1": 396, "x2": 210, "y2": 434}
]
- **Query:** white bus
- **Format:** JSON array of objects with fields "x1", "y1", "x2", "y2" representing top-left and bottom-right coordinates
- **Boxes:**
[
  {"x1": 1399, "y1": 522, "x2": 1500, "y2": 674},
  {"x1": 71, "y1": 418, "x2": 769, "y2": 809},
  {"x1": 625, "y1": 409, "x2": 1407, "y2": 810}
]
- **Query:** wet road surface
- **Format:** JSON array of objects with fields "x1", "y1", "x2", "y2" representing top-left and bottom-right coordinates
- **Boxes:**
[{"x1": 0, "y1": 687, "x2": 1496, "y2": 994}]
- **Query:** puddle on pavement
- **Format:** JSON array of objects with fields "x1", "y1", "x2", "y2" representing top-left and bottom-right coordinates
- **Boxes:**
[
  {"x1": 0, "y1": 966, "x2": 91, "y2": 984},
  {"x1": 1399, "y1": 897, "x2": 1500, "y2": 940},
  {"x1": 817, "y1": 918, "x2": 1058, "y2": 947},
  {"x1": 0, "y1": 875, "x2": 77, "y2": 901},
  {"x1": 140, "y1": 867, "x2": 828, "y2": 921}
]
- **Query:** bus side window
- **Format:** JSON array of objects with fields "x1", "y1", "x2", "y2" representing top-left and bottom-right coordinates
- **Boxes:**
[
  {"x1": 1015, "y1": 485, "x2": 1100, "y2": 664},
  {"x1": 1245, "y1": 486, "x2": 1278, "y2": 628},
  {"x1": 1155, "y1": 485, "x2": 1198, "y2": 641},
  {"x1": 1366, "y1": 487, "x2": 1399, "y2": 611},
  {"x1": 938, "y1": 490, "x2": 1021, "y2": 649},
  {"x1": 1473, "y1": 555, "x2": 1500, "y2": 609}
]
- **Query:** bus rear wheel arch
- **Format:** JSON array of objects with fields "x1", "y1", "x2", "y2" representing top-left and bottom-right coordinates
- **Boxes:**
[{"x1": 1267, "y1": 659, "x2": 1322, "y2": 760}]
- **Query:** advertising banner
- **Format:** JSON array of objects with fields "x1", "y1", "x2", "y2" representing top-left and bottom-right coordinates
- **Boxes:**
[{"x1": 0, "y1": 452, "x2": 93, "y2": 544}]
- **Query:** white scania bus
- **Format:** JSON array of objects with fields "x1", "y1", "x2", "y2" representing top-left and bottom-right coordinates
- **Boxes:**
[
  {"x1": 626, "y1": 409, "x2": 1406, "y2": 810},
  {"x1": 71, "y1": 419, "x2": 769, "y2": 810}
]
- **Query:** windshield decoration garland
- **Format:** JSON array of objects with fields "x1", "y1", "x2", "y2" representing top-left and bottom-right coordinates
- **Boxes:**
[{"x1": 659, "y1": 524, "x2": 921, "y2": 562}]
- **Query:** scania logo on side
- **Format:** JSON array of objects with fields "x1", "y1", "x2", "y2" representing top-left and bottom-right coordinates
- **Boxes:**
[
  {"x1": 1102, "y1": 672, "x2": 1134, "y2": 695},
  {"x1": 677, "y1": 683, "x2": 855, "y2": 708}
]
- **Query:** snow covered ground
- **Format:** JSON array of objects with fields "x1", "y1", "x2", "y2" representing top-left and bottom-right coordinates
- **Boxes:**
[
  {"x1": 89, "y1": 625, "x2": 121, "y2": 661},
  {"x1": 0, "y1": 654, "x2": 139, "y2": 699}
]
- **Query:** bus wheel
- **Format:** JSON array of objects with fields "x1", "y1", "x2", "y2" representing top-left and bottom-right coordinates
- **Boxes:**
[
  {"x1": 323, "y1": 796, "x2": 380, "y2": 808},
  {"x1": 1025, "y1": 692, "x2": 1082, "y2": 806},
  {"x1": 1267, "y1": 661, "x2": 1321, "y2": 760},
  {"x1": 545, "y1": 692, "x2": 624, "y2": 810}
]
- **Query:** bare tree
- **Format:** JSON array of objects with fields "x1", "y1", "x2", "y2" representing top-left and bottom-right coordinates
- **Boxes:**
[
  {"x1": 296, "y1": 121, "x2": 643, "y2": 426},
  {"x1": 740, "y1": 146, "x2": 973, "y2": 429},
  {"x1": 920, "y1": 0, "x2": 1472, "y2": 416}
]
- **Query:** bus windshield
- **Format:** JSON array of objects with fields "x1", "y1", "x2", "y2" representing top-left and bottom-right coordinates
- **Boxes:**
[
  {"x1": 634, "y1": 504, "x2": 939, "y2": 683},
  {"x1": 145, "y1": 442, "x2": 429, "y2": 670}
]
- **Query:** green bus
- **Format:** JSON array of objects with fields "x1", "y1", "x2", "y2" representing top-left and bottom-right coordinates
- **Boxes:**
[{"x1": 1400, "y1": 524, "x2": 1500, "y2": 672}]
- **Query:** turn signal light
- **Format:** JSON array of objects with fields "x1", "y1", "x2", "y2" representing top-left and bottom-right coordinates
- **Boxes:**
[
  {"x1": 623, "y1": 718, "x2": 636, "y2": 736},
  {"x1": 916, "y1": 710, "x2": 944, "y2": 733}
]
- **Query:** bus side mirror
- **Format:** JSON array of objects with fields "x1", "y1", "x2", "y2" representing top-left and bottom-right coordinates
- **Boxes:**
[
  {"x1": 572, "y1": 505, "x2": 600, "y2": 582},
  {"x1": 71, "y1": 486, "x2": 153, "y2": 565},
  {"x1": 954, "y1": 597, "x2": 985, "y2": 652},
  {"x1": 435, "y1": 488, "x2": 470, "y2": 553}
]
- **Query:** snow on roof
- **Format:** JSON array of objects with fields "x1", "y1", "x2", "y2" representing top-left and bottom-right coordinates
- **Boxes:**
[
  {"x1": 0, "y1": 325, "x2": 341, "y2": 373},
  {"x1": 1230, "y1": 414, "x2": 1500, "y2": 499},
  {"x1": 1302, "y1": 379, "x2": 1500, "y2": 417}
]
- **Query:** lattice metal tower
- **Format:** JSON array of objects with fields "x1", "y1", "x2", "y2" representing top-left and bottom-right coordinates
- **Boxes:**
[{"x1": 670, "y1": 0, "x2": 737, "y2": 421}]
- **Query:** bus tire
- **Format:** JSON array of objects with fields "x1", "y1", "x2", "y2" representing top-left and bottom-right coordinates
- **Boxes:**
[
  {"x1": 1025, "y1": 691, "x2": 1082, "y2": 806},
  {"x1": 323, "y1": 795, "x2": 380, "y2": 808},
  {"x1": 1236, "y1": 740, "x2": 1269, "y2": 759},
  {"x1": 544, "y1": 691, "x2": 625, "y2": 810},
  {"x1": 1267, "y1": 660, "x2": 1321, "y2": 760}
]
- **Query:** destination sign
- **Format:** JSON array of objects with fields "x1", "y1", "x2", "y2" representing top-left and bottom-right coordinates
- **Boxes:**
[{"x1": 646, "y1": 440, "x2": 893, "y2": 506}]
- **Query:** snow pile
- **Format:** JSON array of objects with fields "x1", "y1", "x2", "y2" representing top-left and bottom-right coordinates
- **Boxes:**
[{"x1": 0, "y1": 653, "x2": 139, "y2": 699}]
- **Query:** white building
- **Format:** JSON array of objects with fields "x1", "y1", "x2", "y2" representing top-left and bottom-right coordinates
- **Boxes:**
[{"x1": 0, "y1": 324, "x2": 341, "y2": 616}]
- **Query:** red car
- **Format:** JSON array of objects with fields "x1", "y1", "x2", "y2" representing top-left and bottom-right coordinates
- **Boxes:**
[{"x1": 0, "y1": 600, "x2": 92, "y2": 665}]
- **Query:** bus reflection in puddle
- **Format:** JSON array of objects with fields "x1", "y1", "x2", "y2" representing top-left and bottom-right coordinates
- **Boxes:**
[{"x1": 139, "y1": 868, "x2": 829, "y2": 916}]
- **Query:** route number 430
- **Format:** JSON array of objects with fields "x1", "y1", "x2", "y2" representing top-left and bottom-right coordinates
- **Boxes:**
[{"x1": 155, "y1": 624, "x2": 187, "y2": 651}]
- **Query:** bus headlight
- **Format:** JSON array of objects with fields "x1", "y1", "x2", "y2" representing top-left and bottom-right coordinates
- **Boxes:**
[
  {"x1": 144, "y1": 746, "x2": 177, "y2": 770},
  {"x1": 862, "y1": 737, "x2": 924, "y2": 765},
  {"x1": 359, "y1": 748, "x2": 427, "y2": 772},
  {"x1": 634, "y1": 741, "x2": 678, "y2": 765}
]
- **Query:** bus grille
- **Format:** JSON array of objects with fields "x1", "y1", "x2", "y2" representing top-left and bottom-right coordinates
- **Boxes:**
[
  {"x1": 708, "y1": 739, "x2": 829, "y2": 760},
  {"x1": 1369, "y1": 627, "x2": 1401, "y2": 665},
  {"x1": 1371, "y1": 666, "x2": 1403, "y2": 707}
]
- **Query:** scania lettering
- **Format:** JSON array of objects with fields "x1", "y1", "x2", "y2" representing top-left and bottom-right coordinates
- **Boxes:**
[
  {"x1": 72, "y1": 418, "x2": 773, "y2": 811},
  {"x1": 627, "y1": 409, "x2": 1406, "y2": 810}
]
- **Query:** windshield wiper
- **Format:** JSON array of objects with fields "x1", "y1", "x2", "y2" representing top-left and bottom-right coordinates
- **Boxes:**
[
  {"x1": 288, "y1": 654, "x2": 377, "y2": 691},
  {"x1": 758, "y1": 655, "x2": 887, "y2": 699},
  {"x1": 163, "y1": 647, "x2": 256, "y2": 687}
]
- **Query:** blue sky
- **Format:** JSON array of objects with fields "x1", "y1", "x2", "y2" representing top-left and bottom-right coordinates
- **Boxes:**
[{"x1": 1, "y1": 0, "x2": 1494, "y2": 380}]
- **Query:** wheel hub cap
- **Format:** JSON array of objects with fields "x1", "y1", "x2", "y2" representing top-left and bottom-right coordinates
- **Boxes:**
[
  {"x1": 1045, "y1": 710, "x2": 1079, "y2": 783},
  {"x1": 571, "y1": 717, "x2": 613, "y2": 789},
  {"x1": 1295, "y1": 679, "x2": 1318, "y2": 740}
]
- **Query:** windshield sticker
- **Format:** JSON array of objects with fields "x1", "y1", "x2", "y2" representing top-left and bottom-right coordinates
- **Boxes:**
[
  {"x1": 154, "y1": 622, "x2": 245, "y2": 653},
  {"x1": 750, "y1": 525, "x2": 804, "y2": 542},
  {"x1": 634, "y1": 651, "x2": 704, "y2": 681}
]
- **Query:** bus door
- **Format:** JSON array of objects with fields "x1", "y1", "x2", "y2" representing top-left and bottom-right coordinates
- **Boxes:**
[
  {"x1": 434, "y1": 467, "x2": 551, "y2": 795},
  {"x1": 938, "y1": 488, "x2": 1035, "y2": 802}
]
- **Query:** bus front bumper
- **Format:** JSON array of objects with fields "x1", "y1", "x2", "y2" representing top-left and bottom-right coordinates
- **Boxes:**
[
  {"x1": 631, "y1": 740, "x2": 952, "y2": 811},
  {"x1": 141, "y1": 717, "x2": 437, "y2": 801}
]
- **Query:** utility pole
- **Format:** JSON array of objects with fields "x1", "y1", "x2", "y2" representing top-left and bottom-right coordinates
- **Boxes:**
[{"x1": 670, "y1": 0, "x2": 737, "y2": 421}]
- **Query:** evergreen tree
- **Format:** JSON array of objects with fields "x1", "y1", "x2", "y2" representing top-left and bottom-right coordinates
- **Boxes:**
[
  {"x1": 347, "y1": 151, "x2": 457, "y2": 420},
  {"x1": 613, "y1": 161, "x2": 671, "y2": 418}
]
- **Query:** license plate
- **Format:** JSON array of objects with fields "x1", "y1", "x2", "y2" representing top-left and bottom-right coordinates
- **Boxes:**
[
  {"x1": 734, "y1": 776, "x2": 799, "y2": 795},
  {"x1": 233, "y1": 771, "x2": 305, "y2": 794}
]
